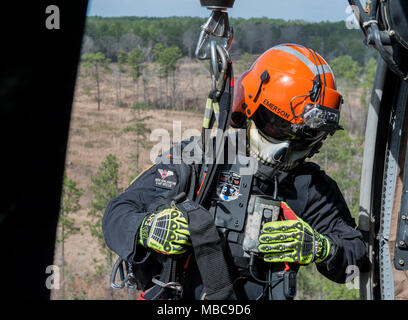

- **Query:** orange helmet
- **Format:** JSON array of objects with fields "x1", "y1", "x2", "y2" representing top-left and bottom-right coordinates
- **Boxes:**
[{"x1": 231, "y1": 44, "x2": 343, "y2": 138}]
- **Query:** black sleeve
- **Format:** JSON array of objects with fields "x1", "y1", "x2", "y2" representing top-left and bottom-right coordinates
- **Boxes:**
[
  {"x1": 102, "y1": 164, "x2": 175, "y2": 263},
  {"x1": 102, "y1": 136, "x2": 199, "y2": 266},
  {"x1": 302, "y1": 169, "x2": 368, "y2": 283}
]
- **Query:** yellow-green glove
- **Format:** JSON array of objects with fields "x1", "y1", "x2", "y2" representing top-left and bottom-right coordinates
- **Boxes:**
[
  {"x1": 138, "y1": 207, "x2": 191, "y2": 255},
  {"x1": 258, "y1": 202, "x2": 330, "y2": 265}
]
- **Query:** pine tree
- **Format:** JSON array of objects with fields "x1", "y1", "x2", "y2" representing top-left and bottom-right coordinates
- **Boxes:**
[
  {"x1": 127, "y1": 48, "x2": 146, "y2": 104},
  {"x1": 156, "y1": 46, "x2": 182, "y2": 108},
  {"x1": 123, "y1": 105, "x2": 153, "y2": 182},
  {"x1": 114, "y1": 50, "x2": 128, "y2": 107},
  {"x1": 58, "y1": 173, "x2": 83, "y2": 299},
  {"x1": 81, "y1": 52, "x2": 111, "y2": 111},
  {"x1": 86, "y1": 154, "x2": 122, "y2": 299},
  {"x1": 153, "y1": 43, "x2": 165, "y2": 108}
]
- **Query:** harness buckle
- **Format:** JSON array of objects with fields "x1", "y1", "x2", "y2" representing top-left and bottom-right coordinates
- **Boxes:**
[{"x1": 151, "y1": 276, "x2": 183, "y2": 299}]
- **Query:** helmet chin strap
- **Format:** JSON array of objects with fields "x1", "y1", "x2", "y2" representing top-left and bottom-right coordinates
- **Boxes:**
[{"x1": 246, "y1": 120, "x2": 314, "y2": 171}]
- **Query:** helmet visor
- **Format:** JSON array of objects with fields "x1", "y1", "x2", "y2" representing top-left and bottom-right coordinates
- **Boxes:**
[
  {"x1": 252, "y1": 105, "x2": 326, "y2": 150},
  {"x1": 232, "y1": 70, "x2": 250, "y2": 113}
]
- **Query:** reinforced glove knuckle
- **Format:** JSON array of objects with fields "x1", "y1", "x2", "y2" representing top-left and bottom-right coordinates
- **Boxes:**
[
  {"x1": 140, "y1": 208, "x2": 192, "y2": 255},
  {"x1": 258, "y1": 202, "x2": 331, "y2": 265}
]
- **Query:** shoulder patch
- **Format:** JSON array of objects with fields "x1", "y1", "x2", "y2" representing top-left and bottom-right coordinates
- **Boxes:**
[{"x1": 154, "y1": 167, "x2": 177, "y2": 190}]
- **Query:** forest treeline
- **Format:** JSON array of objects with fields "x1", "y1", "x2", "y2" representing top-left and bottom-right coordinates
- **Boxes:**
[{"x1": 83, "y1": 16, "x2": 377, "y2": 66}]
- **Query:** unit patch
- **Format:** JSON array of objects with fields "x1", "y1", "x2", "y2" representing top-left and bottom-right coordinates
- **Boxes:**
[
  {"x1": 155, "y1": 168, "x2": 177, "y2": 189},
  {"x1": 217, "y1": 171, "x2": 241, "y2": 202}
]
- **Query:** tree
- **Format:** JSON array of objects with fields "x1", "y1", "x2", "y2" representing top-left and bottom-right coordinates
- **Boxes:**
[
  {"x1": 153, "y1": 43, "x2": 165, "y2": 108},
  {"x1": 57, "y1": 173, "x2": 83, "y2": 299},
  {"x1": 109, "y1": 21, "x2": 125, "y2": 60},
  {"x1": 241, "y1": 23, "x2": 260, "y2": 54},
  {"x1": 182, "y1": 28, "x2": 196, "y2": 59},
  {"x1": 309, "y1": 36, "x2": 324, "y2": 55},
  {"x1": 360, "y1": 57, "x2": 378, "y2": 105},
  {"x1": 81, "y1": 52, "x2": 111, "y2": 111},
  {"x1": 330, "y1": 55, "x2": 362, "y2": 87},
  {"x1": 86, "y1": 154, "x2": 122, "y2": 299},
  {"x1": 236, "y1": 52, "x2": 255, "y2": 74},
  {"x1": 359, "y1": 57, "x2": 378, "y2": 134},
  {"x1": 81, "y1": 35, "x2": 97, "y2": 55},
  {"x1": 153, "y1": 43, "x2": 165, "y2": 61},
  {"x1": 361, "y1": 57, "x2": 377, "y2": 88},
  {"x1": 329, "y1": 55, "x2": 363, "y2": 134},
  {"x1": 157, "y1": 46, "x2": 182, "y2": 108},
  {"x1": 314, "y1": 123, "x2": 363, "y2": 216},
  {"x1": 114, "y1": 50, "x2": 127, "y2": 107},
  {"x1": 97, "y1": 36, "x2": 118, "y2": 61},
  {"x1": 127, "y1": 48, "x2": 146, "y2": 104},
  {"x1": 119, "y1": 33, "x2": 143, "y2": 53},
  {"x1": 84, "y1": 16, "x2": 374, "y2": 66},
  {"x1": 123, "y1": 104, "x2": 152, "y2": 181}
]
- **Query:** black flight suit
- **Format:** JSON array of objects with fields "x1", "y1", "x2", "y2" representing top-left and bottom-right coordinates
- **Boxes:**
[{"x1": 102, "y1": 139, "x2": 367, "y2": 300}]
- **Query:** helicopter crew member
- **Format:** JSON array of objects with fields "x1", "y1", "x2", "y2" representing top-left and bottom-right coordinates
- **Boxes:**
[{"x1": 102, "y1": 44, "x2": 367, "y2": 300}]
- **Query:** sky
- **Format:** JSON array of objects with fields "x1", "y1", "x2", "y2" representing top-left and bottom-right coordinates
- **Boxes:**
[{"x1": 87, "y1": 0, "x2": 356, "y2": 22}]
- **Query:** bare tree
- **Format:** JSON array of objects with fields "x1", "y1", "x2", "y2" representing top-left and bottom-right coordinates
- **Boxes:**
[
  {"x1": 279, "y1": 25, "x2": 302, "y2": 44},
  {"x1": 257, "y1": 23, "x2": 274, "y2": 52},
  {"x1": 182, "y1": 28, "x2": 196, "y2": 59},
  {"x1": 144, "y1": 40, "x2": 154, "y2": 63},
  {"x1": 242, "y1": 24, "x2": 262, "y2": 53},
  {"x1": 142, "y1": 67, "x2": 149, "y2": 104},
  {"x1": 98, "y1": 36, "x2": 118, "y2": 61},
  {"x1": 81, "y1": 35, "x2": 97, "y2": 54},
  {"x1": 119, "y1": 33, "x2": 143, "y2": 52}
]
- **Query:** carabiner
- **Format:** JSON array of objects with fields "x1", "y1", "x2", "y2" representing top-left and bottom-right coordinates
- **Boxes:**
[
  {"x1": 210, "y1": 41, "x2": 229, "y2": 97},
  {"x1": 151, "y1": 276, "x2": 183, "y2": 298},
  {"x1": 195, "y1": 10, "x2": 232, "y2": 60},
  {"x1": 110, "y1": 257, "x2": 126, "y2": 290},
  {"x1": 110, "y1": 257, "x2": 138, "y2": 290}
]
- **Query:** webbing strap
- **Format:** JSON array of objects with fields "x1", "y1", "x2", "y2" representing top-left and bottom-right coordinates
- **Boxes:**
[
  {"x1": 203, "y1": 97, "x2": 220, "y2": 129},
  {"x1": 177, "y1": 200, "x2": 237, "y2": 300}
]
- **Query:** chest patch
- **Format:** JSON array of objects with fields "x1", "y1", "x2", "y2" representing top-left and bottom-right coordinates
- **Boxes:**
[
  {"x1": 154, "y1": 168, "x2": 177, "y2": 189},
  {"x1": 217, "y1": 171, "x2": 241, "y2": 202}
]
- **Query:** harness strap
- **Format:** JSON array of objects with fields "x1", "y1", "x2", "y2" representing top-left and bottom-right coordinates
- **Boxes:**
[
  {"x1": 177, "y1": 199, "x2": 237, "y2": 300},
  {"x1": 141, "y1": 257, "x2": 176, "y2": 300}
]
